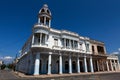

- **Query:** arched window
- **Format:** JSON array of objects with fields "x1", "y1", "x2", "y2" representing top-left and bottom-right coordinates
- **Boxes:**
[
  {"x1": 41, "y1": 9, "x2": 45, "y2": 13},
  {"x1": 47, "y1": 10, "x2": 50, "y2": 14}
]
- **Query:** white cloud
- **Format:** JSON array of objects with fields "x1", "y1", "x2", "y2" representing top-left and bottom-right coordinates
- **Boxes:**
[
  {"x1": 111, "y1": 48, "x2": 120, "y2": 55},
  {"x1": 111, "y1": 52, "x2": 119, "y2": 54},
  {"x1": 0, "y1": 57, "x2": 3, "y2": 59},
  {"x1": 4, "y1": 56, "x2": 13, "y2": 60},
  {"x1": 1, "y1": 56, "x2": 14, "y2": 64},
  {"x1": 118, "y1": 48, "x2": 120, "y2": 51}
]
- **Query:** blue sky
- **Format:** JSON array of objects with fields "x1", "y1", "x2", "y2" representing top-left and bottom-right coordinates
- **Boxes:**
[{"x1": 0, "y1": 0, "x2": 120, "y2": 59}]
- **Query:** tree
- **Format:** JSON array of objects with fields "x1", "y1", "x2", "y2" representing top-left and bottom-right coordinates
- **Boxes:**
[
  {"x1": 7, "y1": 63, "x2": 16, "y2": 71},
  {"x1": 1, "y1": 64, "x2": 6, "y2": 70}
]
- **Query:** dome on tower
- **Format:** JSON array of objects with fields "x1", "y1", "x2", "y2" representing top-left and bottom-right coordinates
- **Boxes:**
[
  {"x1": 39, "y1": 4, "x2": 51, "y2": 16},
  {"x1": 37, "y1": 4, "x2": 52, "y2": 27}
]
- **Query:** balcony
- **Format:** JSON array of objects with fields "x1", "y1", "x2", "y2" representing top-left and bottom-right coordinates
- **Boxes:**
[
  {"x1": 52, "y1": 45, "x2": 61, "y2": 50},
  {"x1": 61, "y1": 30, "x2": 79, "y2": 37},
  {"x1": 93, "y1": 52, "x2": 107, "y2": 56},
  {"x1": 31, "y1": 42, "x2": 48, "y2": 48},
  {"x1": 61, "y1": 46, "x2": 80, "y2": 53},
  {"x1": 33, "y1": 23, "x2": 50, "y2": 29}
]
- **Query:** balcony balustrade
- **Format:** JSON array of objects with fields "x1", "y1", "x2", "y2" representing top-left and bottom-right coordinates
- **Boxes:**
[{"x1": 32, "y1": 42, "x2": 48, "y2": 48}]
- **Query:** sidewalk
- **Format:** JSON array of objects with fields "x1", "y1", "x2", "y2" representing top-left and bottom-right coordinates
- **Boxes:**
[{"x1": 14, "y1": 71, "x2": 120, "y2": 78}]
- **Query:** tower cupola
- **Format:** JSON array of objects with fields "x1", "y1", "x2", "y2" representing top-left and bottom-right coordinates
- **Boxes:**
[{"x1": 38, "y1": 4, "x2": 52, "y2": 27}]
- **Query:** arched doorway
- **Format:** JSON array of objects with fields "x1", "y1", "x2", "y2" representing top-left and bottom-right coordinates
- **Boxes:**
[
  {"x1": 65, "y1": 61, "x2": 69, "y2": 73},
  {"x1": 72, "y1": 61, "x2": 76, "y2": 73},
  {"x1": 80, "y1": 61, "x2": 84, "y2": 72},
  {"x1": 56, "y1": 60, "x2": 59, "y2": 73},
  {"x1": 46, "y1": 60, "x2": 48, "y2": 73},
  {"x1": 39, "y1": 60, "x2": 42, "y2": 74}
]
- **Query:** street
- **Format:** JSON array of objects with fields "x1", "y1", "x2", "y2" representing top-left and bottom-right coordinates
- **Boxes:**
[
  {"x1": 0, "y1": 70, "x2": 120, "y2": 80},
  {"x1": 0, "y1": 70, "x2": 19, "y2": 80}
]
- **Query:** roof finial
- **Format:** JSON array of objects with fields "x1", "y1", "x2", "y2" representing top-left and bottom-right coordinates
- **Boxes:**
[{"x1": 43, "y1": 4, "x2": 48, "y2": 8}]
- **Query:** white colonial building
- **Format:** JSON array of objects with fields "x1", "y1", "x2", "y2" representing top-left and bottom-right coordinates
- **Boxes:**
[{"x1": 16, "y1": 4, "x2": 119, "y2": 75}]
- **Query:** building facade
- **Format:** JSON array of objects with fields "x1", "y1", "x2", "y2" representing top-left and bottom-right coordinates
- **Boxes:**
[{"x1": 16, "y1": 4, "x2": 119, "y2": 75}]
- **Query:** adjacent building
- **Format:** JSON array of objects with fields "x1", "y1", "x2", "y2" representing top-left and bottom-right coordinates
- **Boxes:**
[
  {"x1": 16, "y1": 4, "x2": 119, "y2": 75},
  {"x1": 0, "y1": 60, "x2": 3, "y2": 65},
  {"x1": 0, "y1": 60, "x2": 3, "y2": 70}
]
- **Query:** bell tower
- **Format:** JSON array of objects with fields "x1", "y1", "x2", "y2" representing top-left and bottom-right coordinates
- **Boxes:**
[{"x1": 38, "y1": 4, "x2": 52, "y2": 27}]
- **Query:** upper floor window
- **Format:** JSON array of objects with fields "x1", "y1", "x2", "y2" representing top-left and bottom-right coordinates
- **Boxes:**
[
  {"x1": 92, "y1": 46, "x2": 95, "y2": 52},
  {"x1": 34, "y1": 33, "x2": 40, "y2": 44},
  {"x1": 54, "y1": 39, "x2": 58, "y2": 46},
  {"x1": 97, "y1": 46, "x2": 104, "y2": 54},
  {"x1": 61, "y1": 38, "x2": 64, "y2": 47},
  {"x1": 71, "y1": 40, "x2": 73, "y2": 49},
  {"x1": 86, "y1": 44, "x2": 89, "y2": 52},
  {"x1": 41, "y1": 33, "x2": 45, "y2": 44},
  {"x1": 80, "y1": 43, "x2": 83, "y2": 50},
  {"x1": 66, "y1": 39, "x2": 69, "y2": 48},
  {"x1": 74, "y1": 41, "x2": 78, "y2": 49}
]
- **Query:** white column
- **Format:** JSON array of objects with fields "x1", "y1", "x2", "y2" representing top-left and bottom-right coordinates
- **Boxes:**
[
  {"x1": 76, "y1": 41, "x2": 78, "y2": 49},
  {"x1": 69, "y1": 39, "x2": 71, "y2": 49},
  {"x1": 48, "y1": 52, "x2": 52, "y2": 74},
  {"x1": 73, "y1": 40, "x2": 74, "y2": 49},
  {"x1": 106, "y1": 60, "x2": 109, "y2": 71},
  {"x1": 69, "y1": 54, "x2": 72, "y2": 74},
  {"x1": 40, "y1": 33, "x2": 42, "y2": 45},
  {"x1": 84, "y1": 55, "x2": 88, "y2": 72},
  {"x1": 110, "y1": 60, "x2": 113, "y2": 71},
  {"x1": 90, "y1": 56, "x2": 94, "y2": 72},
  {"x1": 77, "y1": 55, "x2": 80, "y2": 73},
  {"x1": 77, "y1": 41, "x2": 79, "y2": 50},
  {"x1": 44, "y1": 17, "x2": 46, "y2": 25},
  {"x1": 32, "y1": 34, "x2": 34, "y2": 45},
  {"x1": 45, "y1": 34, "x2": 47, "y2": 44},
  {"x1": 97, "y1": 60, "x2": 100, "y2": 71},
  {"x1": 59, "y1": 53, "x2": 62, "y2": 74},
  {"x1": 34, "y1": 52, "x2": 40, "y2": 75},
  {"x1": 102, "y1": 60, "x2": 105, "y2": 71},
  {"x1": 38, "y1": 18, "x2": 40, "y2": 23},
  {"x1": 117, "y1": 60, "x2": 120, "y2": 70},
  {"x1": 64, "y1": 38, "x2": 66, "y2": 48},
  {"x1": 114, "y1": 60, "x2": 117, "y2": 71},
  {"x1": 49, "y1": 20, "x2": 51, "y2": 27}
]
